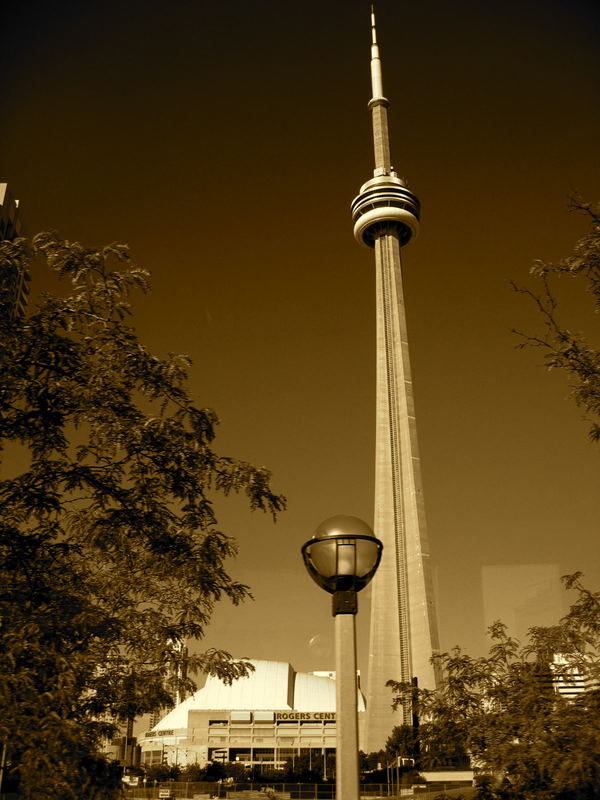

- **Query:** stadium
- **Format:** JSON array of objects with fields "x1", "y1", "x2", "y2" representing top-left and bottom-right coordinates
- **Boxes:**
[{"x1": 139, "y1": 660, "x2": 365, "y2": 771}]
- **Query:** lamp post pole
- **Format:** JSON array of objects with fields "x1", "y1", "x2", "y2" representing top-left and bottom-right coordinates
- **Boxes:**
[
  {"x1": 301, "y1": 515, "x2": 382, "y2": 800},
  {"x1": 335, "y1": 609, "x2": 359, "y2": 798}
]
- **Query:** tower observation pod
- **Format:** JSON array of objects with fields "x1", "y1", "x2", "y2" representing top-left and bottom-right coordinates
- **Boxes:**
[
  {"x1": 352, "y1": 7, "x2": 441, "y2": 754},
  {"x1": 351, "y1": 7, "x2": 421, "y2": 248}
]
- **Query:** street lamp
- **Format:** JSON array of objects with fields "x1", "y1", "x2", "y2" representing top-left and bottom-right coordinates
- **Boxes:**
[{"x1": 302, "y1": 515, "x2": 382, "y2": 800}]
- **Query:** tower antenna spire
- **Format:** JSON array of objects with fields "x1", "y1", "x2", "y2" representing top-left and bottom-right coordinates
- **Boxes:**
[
  {"x1": 370, "y1": 5, "x2": 384, "y2": 100},
  {"x1": 367, "y1": 6, "x2": 392, "y2": 174}
]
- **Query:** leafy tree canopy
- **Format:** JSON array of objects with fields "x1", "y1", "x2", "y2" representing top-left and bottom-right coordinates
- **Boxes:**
[
  {"x1": 0, "y1": 233, "x2": 285, "y2": 799},
  {"x1": 388, "y1": 574, "x2": 600, "y2": 800},
  {"x1": 512, "y1": 198, "x2": 600, "y2": 442},
  {"x1": 385, "y1": 724, "x2": 418, "y2": 762},
  {"x1": 144, "y1": 764, "x2": 181, "y2": 783}
]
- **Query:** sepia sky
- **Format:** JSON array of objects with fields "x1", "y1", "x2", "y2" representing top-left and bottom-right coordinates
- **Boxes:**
[{"x1": 2, "y1": 0, "x2": 599, "y2": 690}]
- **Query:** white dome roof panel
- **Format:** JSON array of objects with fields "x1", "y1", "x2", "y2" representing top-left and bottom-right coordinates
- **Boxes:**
[{"x1": 150, "y1": 658, "x2": 365, "y2": 731}]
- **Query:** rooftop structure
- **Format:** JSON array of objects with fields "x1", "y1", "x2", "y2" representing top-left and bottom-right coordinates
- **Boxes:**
[
  {"x1": 0, "y1": 182, "x2": 29, "y2": 319},
  {"x1": 546, "y1": 654, "x2": 599, "y2": 700},
  {"x1": 0, "y1": 183, "x2": 22, "y2": 242}
]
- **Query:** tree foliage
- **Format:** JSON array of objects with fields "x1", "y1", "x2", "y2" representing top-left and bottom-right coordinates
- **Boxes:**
[
  {"x1": 0, "y1": 234, "x2": 285, "y2": 799},
  {"x1": 144, "y1": 764, "x2": 181, "y2": 783},
  {"x1": 512, "y1": 198, "x2": 600, "y2": 442},
  {"x1": 388, "y1": 574, "x2": 600, "y2": 799},
  {"x1": 385, "y1": 723, "x2": 418, "y2": 761},
  {"x1": 385, "y1": 722, "x2": 467, "y2": 771}
]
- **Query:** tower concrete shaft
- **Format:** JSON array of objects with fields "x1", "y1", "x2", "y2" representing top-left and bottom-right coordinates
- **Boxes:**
[{"x1": 351, "y1": 8, "x2": 440, "y2": 753}]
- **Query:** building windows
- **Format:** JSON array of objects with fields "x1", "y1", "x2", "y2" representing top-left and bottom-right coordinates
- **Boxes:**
[
  {"x1": 253, "y1": 749, "x2": 274, "y2": 762},
  {"x1": 142, "y1": 750, "x2": 163, "y2": 765},
  {"x1": 209, "y1": 748, "x2": 228, "y2": 763},
  {"x1": 230, "y1": 712, "x2": 252, "y2": 722},
  {"x1": 254, "y1": 712, "x2": 275, "y2": 723},
  {"x1": 142, "y1": 702, "x2": 343, "y2": 770},
  {"x1": 230, "y1": 749, "x2": 251, "y2": 762},
  {"x1": 278, "y1": 748, "x2": 295, "y2": 759}
]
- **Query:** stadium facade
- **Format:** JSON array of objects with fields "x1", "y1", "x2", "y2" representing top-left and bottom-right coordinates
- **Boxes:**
[{"x1": 139, "y1": 660, "x2": 364, "y2": 770}]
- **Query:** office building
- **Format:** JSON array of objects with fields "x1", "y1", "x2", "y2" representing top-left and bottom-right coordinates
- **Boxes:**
[
  {"x1": 0, "y1": 183, "x2": 22, "y2": 242},
  {"x1": 482, "y1": 564, "x2": 564, "y2": 644},
  {"x1": 148, "y1": 641, "x2": 189, "y2": 730},
  {"x1": 547, "y1": 654, "x2": 598, "y2": 700}
]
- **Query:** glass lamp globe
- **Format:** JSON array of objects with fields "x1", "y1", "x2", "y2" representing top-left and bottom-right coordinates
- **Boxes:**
[{"x1": 301, "y1": 515, "x2": 383, "y2": 594}]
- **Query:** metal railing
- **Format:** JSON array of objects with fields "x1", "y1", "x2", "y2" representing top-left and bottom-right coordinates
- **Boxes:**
[{"x1": 126, "y1": 782, "x2": 475, "y2": 800}]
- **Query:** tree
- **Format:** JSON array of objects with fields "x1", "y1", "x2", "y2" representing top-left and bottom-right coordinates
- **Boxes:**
[
  {"x1": 178, "y1": 763, "x2": 206, "y2": 782},
  {"x1": 360, "y1": 748, "x2": 386, "y2": 782},
  {"x1": 388, "y1": 574, "x2": 600, "y2": 799},
  {"x1": 384, "y1": 722, "x2": 468, "y2": 775},
  {"x1": 144, "y1": 764, "x2": 180, "y2": 783},
  {"x1": 223, "y1": 761, "x2": 248, "y2": 780},
  {"x1": 200, "y1": 761, "x2": 227, "y2": 780},
  {"x1": 178, "y1": 760, "x2": 227, "y2": 781},
  {"x1": 360, "y1": 749, "x2": 382, "y2": 771},
  {"x1": 385, "y1": 724, "x2": 418, "y2": 763},
  {"x1": 512, "y1": 197, "x2": 600, "y2": 442},
  {"x1": 0, "y1": 233, "x2": 285, "y2": 799}
]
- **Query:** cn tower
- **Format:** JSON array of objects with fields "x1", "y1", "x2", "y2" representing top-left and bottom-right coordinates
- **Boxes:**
[{"x1": 351, "y1": 8, "x2": 440, "y2": 752}]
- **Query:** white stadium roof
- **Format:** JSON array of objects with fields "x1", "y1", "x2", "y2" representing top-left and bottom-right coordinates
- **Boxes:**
[{"x1": 152, "y1": 659, "x2": 365, "y2": 731}]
